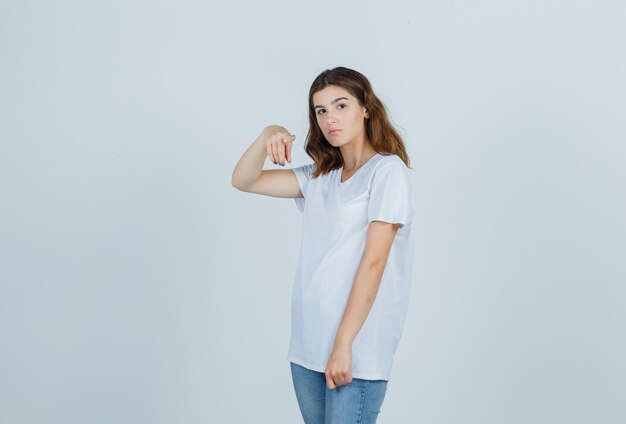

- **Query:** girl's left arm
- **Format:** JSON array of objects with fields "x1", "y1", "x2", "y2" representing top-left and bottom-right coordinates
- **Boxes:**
[{"x1": 325, "y1": 220, "x2": 401, "y2": 388}]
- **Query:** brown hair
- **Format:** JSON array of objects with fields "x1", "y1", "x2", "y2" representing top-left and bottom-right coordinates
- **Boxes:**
[{"x1": 304, "y1": 66, "x2": 411, "y2": 178}]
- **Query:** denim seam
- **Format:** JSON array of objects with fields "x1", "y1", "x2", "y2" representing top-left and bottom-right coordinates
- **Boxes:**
[{"x1": 357, "y1": 382, "x2": 368, "y2": 423}]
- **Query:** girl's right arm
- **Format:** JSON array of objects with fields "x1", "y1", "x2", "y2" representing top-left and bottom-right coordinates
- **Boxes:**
[{"x1": 231, "y1": 125, "x2": 303, "y2": 198}]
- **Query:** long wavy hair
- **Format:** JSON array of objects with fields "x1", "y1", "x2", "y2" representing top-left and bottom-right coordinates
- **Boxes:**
[{"x1": 304, "y1": 66, "x2": 411, "y2": 179}]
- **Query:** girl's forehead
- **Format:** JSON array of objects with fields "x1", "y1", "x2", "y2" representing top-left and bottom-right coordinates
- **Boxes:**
[{"x1": 313, "y1": 85, "x2": 352, "y2": 102}]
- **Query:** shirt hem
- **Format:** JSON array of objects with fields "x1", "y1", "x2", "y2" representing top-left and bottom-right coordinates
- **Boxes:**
[{"x1": 287, "y1": 355, "x2": 390, "y2": 381}]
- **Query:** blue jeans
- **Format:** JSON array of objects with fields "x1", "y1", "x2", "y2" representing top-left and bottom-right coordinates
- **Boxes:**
[{"x1": 290, "y1": 362, "x2": 389, "y2": 424}]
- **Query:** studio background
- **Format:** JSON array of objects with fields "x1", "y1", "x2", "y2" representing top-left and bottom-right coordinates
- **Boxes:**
[{"x1": 1, "y1": 1, "x2": 624, "y2": 423}]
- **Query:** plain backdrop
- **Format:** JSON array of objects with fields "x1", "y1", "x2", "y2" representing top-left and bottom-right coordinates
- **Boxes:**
[{"x1": 1, "y1": 1, "x2": 625, "y2": 423}]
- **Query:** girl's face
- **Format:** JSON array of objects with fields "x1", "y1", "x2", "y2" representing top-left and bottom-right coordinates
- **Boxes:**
[{"x1": 312, "y1": 85, "x2": 369, "y2": 147}]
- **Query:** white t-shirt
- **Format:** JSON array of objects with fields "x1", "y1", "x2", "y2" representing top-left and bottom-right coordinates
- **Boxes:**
[{"x1": 287, "y1": 153, "x2": 417, "y2": 381}]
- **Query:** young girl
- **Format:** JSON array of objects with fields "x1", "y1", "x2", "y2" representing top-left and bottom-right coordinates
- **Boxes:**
[{"x1": 232, "y1": 66, "x2": 417, "y2": 423}]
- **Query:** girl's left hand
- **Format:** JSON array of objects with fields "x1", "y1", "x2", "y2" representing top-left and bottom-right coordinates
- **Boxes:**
[{"x1": 325, "y1": 344, "x2": 352, "y2": 389}]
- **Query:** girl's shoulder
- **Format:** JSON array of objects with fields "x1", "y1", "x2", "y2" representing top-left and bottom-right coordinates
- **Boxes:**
[{"x1": 374, "y1": 153, "x2": 407, "y2": 169}]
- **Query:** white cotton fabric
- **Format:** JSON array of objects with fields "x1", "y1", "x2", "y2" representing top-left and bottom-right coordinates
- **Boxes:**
[{"x1": 287, "y1": 153, "x2": 417, "y2": 381}]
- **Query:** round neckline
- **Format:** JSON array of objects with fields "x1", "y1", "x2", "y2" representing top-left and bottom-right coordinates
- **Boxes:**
[{"x1": 338, "y1": 153, "x2": 380, "y2": 185}]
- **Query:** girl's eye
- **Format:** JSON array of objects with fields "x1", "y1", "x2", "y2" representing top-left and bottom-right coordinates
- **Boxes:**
[{"x1": 317, "y1": 103, "x2": 348, "y2": 115}]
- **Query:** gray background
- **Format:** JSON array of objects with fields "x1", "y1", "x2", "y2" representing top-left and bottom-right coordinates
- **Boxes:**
[{"x1": 1, "y1": 0, "x2": 625, "y2": 423}]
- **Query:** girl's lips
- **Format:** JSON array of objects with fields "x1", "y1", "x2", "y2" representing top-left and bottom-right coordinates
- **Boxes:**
[{"x1": 329, "y1": 129, "x2": 341, "y2": 135}]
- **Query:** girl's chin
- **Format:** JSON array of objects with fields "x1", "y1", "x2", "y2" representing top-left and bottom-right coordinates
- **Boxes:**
[{"x1": 326, "y1": 136, "x2": 352, "y2": 147}]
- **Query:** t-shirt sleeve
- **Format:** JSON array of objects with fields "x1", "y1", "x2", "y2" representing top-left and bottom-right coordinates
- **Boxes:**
[
  {"x1": 291, "y1": 163, "x2": 315, "y2": 213},
  {"x1": 367, "y1": 161, "x2": 417, "y2": 227}
]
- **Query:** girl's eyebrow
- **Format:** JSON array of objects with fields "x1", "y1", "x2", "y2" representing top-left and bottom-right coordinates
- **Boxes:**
[{"x1": 314, "y1": 97, "x2": 349, "y2": 110}]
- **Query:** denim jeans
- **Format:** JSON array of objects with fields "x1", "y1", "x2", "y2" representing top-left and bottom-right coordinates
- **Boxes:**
[{"x1": 290, "y1": 362, "x2": 389, "y2": 424}]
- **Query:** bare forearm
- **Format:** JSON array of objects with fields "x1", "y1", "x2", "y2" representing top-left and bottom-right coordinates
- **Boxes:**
[
  {"x1": 231, "y1": 131, "x2": 268, "y2": 189},
  {"x1": 333, "y1": 263, "x2": 385, "y2": 349}
]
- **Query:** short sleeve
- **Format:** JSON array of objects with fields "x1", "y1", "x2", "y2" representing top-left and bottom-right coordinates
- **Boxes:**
[
  {"x1": 367, "y1": 161, "x2": 417, "y2": 227},
  {"x1": 291, "y1": 163, "x2": 316, "y2": 213}
]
